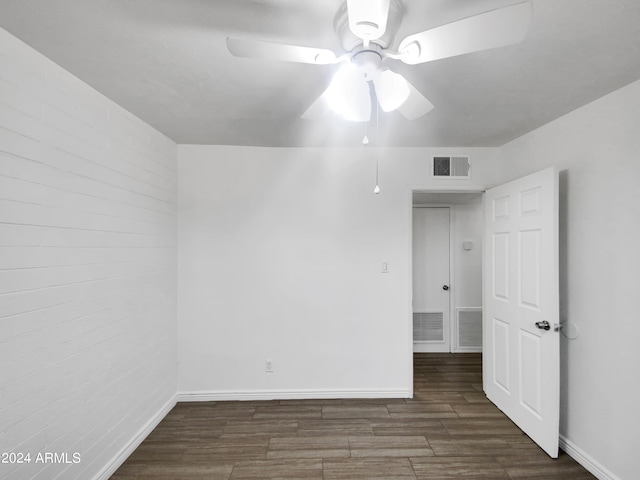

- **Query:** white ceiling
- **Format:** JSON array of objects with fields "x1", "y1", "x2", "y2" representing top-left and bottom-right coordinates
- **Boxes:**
[{"x1": 1, "y1": 0, "x2": 639, "y2": 148}]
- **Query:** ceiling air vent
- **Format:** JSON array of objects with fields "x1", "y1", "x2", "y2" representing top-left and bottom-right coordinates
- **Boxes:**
[{"x1": 432, "y1": 155, "x2": 471, "y2": 178}]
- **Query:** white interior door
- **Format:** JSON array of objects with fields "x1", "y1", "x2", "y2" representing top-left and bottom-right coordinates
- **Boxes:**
[
  {"x1": 483, "y1": 167, "x2": 560, "y2": 457},
  {"x1": 412, "y1": 207, "x2": 450, "y2": 352}
]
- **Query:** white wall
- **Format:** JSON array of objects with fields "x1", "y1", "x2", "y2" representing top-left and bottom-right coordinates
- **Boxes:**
[
  {"x1": 451, "y1": 201, "x2": 483, "y2": 311},
  {"x1": 0, "y1": 29, "x2": 178, "y2": 480},
  {"x1": 498, "y1": 79, "x2": 640, "y2": 480},
  {"x1": 177, "y1": 145, "x2": 498, "y2": 398}
]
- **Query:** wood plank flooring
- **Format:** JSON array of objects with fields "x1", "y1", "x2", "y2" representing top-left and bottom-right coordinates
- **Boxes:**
[{"x1": 111, "y1": 353, "x2": 595, "y2": 479}]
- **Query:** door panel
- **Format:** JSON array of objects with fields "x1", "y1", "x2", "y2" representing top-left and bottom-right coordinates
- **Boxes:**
[
  {"x1": 492, "y1": 232, "x2": 510, "y2": 300},
  {"x1": 519, "y1": 229, "x2": 541, "y2": 308},
  {"x1": 520, "y1": 330, "x2": 542, "y2": 415},
  {"x1": 493, "y1": 317, "x2": 510, "y2": 392},
  {"x1": 483, "y1": 167, "x2": 559, "y2": 458}
]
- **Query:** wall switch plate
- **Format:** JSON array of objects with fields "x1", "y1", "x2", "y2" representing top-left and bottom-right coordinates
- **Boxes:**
[
  {"x1": 265, "y1": 359, "x2": 273, "y2": 372},
  {"x1": 381, "y1": 262, "x2": 389, "y2": 273}
]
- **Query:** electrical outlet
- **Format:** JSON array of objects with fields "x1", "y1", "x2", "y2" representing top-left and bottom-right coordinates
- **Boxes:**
[{"x1": 265, "y1": 359, "x2": 273, "y2": 373}]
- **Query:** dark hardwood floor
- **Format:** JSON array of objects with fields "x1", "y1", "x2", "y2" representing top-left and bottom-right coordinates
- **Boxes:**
[{"x1": 111, "y1": 353, "x2": 595, "y2": 479}]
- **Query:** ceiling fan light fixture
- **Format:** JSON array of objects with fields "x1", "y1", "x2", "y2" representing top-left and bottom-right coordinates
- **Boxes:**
[
  {"x1": 230, "y1": 1, "x2": 533, "y2": 124},
  {"x1": 325, "y1": 64, "x2": 371, "y2": 122},
  {"x1": 373, "y1": 69, "x2": 410, "y2": 112}
]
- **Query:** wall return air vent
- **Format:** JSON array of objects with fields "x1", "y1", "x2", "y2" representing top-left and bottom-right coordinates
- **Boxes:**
[
  {"x1": 413, "y1": 312, "x2": 444, "y2": 342},
  {"x1": 432, "y1": 155, "x2": 471, "y2": 178}
]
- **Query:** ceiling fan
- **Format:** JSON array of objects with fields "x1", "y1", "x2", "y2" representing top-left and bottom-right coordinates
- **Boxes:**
[{"x1": 226, "y1": 0, "x2": 533, "y2": 122}]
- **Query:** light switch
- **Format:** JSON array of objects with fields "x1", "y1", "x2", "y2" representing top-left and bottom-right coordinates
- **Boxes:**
[
  {"x1": 381, "y1": 262, "x2": 389, "y2": 273},
  {"x1": 462, "y1": 241, "x2": 473, "y2": 251}
]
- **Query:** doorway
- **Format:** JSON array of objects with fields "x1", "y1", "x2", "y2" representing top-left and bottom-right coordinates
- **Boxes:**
[
  {"x1": 412, "y1": 192, "x2": 484, "y2": 353},
  {"x1": 410, "y1": 168, "x2": 560, "y2": 457},
  {"x1": 412, "y1": 207, "x2": 451, "y2": 352}
]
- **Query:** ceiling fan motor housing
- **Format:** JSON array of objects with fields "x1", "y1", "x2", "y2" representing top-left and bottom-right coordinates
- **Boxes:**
[{"x1": 351, "y1": 48, "x2": 383, "y2": 81}]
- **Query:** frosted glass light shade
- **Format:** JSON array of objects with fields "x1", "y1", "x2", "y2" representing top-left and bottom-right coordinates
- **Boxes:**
[
  {"x1": 373, "y1": 70, "x2": 410, "y2": 112},
  {"x1": 326, "y1": 65, "x2": 371, "y2": 122}
]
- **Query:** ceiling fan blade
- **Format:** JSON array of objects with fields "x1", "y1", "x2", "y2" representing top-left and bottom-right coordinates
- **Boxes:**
[
  {"x1": 396, "y1": 79, "x2": 434, "y2": 120},
  {"x1": 397, "y1": 0, "x2": 532, "y2": 65},
  {"x1": 347, "y1": 0, "x2": 390, "y2": 42},
  {"x1": 226, "y1": 37, "x2": 338, "y2": 65},
  {"x1": 301, "y1": 90, "x2": 332, "y2": 120}
]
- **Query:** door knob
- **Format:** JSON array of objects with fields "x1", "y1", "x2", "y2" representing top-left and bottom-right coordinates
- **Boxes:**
[
  {"x1": 535, "y1": 321, "x2": 551, "y2": 331},
  {"x1": 442, "y1": 285, "x2": 449, "y2": 291}
]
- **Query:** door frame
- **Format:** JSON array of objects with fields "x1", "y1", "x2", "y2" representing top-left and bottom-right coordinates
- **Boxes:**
[{"x1": 408, "y1": 186, "x2": 487, "y2": 395}]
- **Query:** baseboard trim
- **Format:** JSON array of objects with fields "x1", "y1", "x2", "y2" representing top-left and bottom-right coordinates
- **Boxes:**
[
  {"x1": 93, "y1": 395, "x2": 176, "y2": 480},
  {"x1": 176, "y1": 388, "x2": 411, "y2": 402},
  {"x1": 560, "y1": 435, "x2": 620, "y2": 480}
]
